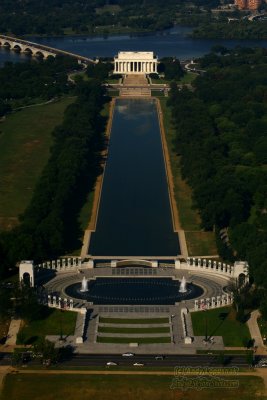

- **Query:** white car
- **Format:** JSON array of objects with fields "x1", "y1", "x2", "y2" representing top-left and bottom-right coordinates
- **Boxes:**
[
  {"x1": 122, "y1": 353, "x2": 135, "y2": 357},
  {"x1": 106, "y1": 362, "x2": 117, "y2": 366},
  {"x1": 133, "y1": 362, "x2": 144, "y2": 366}
]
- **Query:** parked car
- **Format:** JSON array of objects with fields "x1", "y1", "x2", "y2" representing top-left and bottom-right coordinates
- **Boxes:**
[
  {"x1": 133, "y1": 362, "x2": 144, "y2": 366},
  {"x1": 106, "y1": 362, "x2": 118, "y2": 366}
]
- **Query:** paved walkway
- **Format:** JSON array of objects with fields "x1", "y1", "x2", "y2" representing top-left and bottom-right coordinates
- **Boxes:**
[
  {"x1": 5, "y1": 319, "x2": 21, "y2": 346},
  {"x1": 247, "y1": 310, "x2": 267, "y2": 354}
]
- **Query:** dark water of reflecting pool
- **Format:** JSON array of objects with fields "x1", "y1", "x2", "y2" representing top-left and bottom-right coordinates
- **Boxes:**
[
  {"x1": 88, "y1": 98, "x2": 180, "y2": 256},
  {"x1": 65, "y1": 278, "x2": 203, "y2": 305}
]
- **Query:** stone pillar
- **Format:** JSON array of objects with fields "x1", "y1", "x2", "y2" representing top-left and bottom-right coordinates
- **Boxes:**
[
  {"x1": 64, "y1": 298, "x2": 68, "y2": 309},
  {"x1": 70, "y1": 299, "x2": 73, "y2": 309},
  {"x1": 175, "y1": 259, "x2": 181, "y2": 269},
  {"x1": 88, "y1": 260, "x2": 94, "y2": 269},
  {"x1": 206, "y1": 298, "x2": 210, "y2": 309},
  {"x1": 223, "y1": 263, "x2": 226, "y2": 271},
  {"x1": 203, "y1": 258, "x2": 207, "y2": 267},
  {"x1": 48, "y1": 295, "x2": 51, "y2": 306},
  {"x1": 53, "y1": 295, "x2": 57, "y2": 306},
  {"x1": 68, "y1": 258, "x2": 72, "y2": 268},
  {"x1": 194, "y1": 300, "x2": 199, "y2": 311},
  {"x1": 218, "y1": 262, "x2": 221, "y2": 270},
  {"x1": 211, "y1": 297, "x2": 215, "y2": 308},
  {"x1": 197, "y1": 258, "x2": 201, "y2": 267},
  {"x1": 213, "y1": 261, "x2": 217, "y2": 269},
  {"x1": 62, "y1": 258, "x2": 66, "y2": 269},
  {"x1": 57, "y1": 259, "x2": 61, "y2": 270},
  {"x1": 186, "y1": 257, "x2": 190, "y2": 266},
  {"x1": 52, "y1": 260, "x2": 56, "y2": 269},
  {"x1": 192, "y1": 257, "x2": 196, "y2": 266},
  {"x1": 216, "y1": 296, "x2": 221, "y2": 307},
  {"x1": 58, "y1": 297, "x2": 61, "y2": 308}
]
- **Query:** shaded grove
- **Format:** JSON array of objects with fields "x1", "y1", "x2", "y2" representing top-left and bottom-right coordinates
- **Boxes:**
[{"x1": 167, "y1": 47, "x2": 267, "y2": 312}]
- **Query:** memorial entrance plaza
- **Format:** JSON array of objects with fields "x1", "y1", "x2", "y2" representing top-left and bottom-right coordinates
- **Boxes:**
[{"x1": 21, "y1": 258, "x2": 249, "y2": 355}]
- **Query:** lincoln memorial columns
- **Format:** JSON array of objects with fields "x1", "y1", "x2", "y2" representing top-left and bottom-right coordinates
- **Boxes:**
[{"x1": 114, "y1": 51, "x2": 158, "y2": 75}]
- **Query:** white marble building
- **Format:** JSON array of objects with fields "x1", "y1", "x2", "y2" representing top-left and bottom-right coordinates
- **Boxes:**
[{"x1": 114, "y1": 51, "x2": 158, "y2": 74}]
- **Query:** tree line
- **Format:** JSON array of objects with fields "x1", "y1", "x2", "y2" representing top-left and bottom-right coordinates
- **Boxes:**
[
  {"x1": 0, "y1": 0, "x2": 220, "y2": 36},
  {"x1": 0, "y1": 56, "x2": 80, "y2": 116},
  {"x1": 0, "y1": 79, "x2": 109, "y2": 278},
  {"x1": 167, "y1": 47, "x2": 267, "y2": 315}
]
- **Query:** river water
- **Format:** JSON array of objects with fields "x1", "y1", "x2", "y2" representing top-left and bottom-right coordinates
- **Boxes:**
[
  {"x1": 1, "y1": 26, "x2": 267, "y2": 64},
  {"x1": 88, "y1": 98, "x2": 180, "y2": 257}
]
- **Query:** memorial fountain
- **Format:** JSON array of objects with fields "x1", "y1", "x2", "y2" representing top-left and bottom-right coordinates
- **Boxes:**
[
  {"x1": 179, "y1": 276, "x2": 187, "y2": 293},
  {"x1": 80, "y1": 276, "x2": 88, "y2": 292}
]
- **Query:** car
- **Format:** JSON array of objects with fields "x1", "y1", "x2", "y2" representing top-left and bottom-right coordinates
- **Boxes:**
[
  {"x1": 256, "y1": 363, "x2": 267, "y2": 367},
  {"x1": 106, "y1": 362, "x2": 118, "y2": 366},
  {"x1": 155, "y1": 356, "x2": 164, "y2": 360},
  {"x1": 133, "y1": 362, "x2": 144, "y2": 366},
  {"x1": 122, "y1": 353, "x2": 135, "y2": 357}
]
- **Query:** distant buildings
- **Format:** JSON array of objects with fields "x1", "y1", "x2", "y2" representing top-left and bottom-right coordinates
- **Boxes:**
[{"x1": 235, "y1": 0, "x2": 262, "y2": 10}]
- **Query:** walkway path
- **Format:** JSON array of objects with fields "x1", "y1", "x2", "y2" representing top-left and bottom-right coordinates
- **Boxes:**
[
  {"x1": 5, "y1": 318, "x2": 21, "y2": 346},
  {"x1": 247, "y1": 310, "x2": 266, "y2": 354}
]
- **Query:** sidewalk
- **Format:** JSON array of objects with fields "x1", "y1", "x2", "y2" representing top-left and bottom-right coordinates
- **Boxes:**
[
  {"x1": 247, "y1": 310, "x2": 267, "y2": 354},
  {"x1": 5, "y1": 318, "x2": 21, "y2": 346}
]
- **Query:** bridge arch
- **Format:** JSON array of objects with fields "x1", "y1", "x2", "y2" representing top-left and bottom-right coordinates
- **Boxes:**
[
  {"x1": 13, "y1": 44, "x2": 22, "y2": 52},
  {"x1": 24, "y1": 47, "x2": 33, "y2": 55},
  {"x1": 33, "y1": 50, "x2": 45, "y2": 58},
  {"x1": 3, "y1": 41, "x2": 11, "y2": 48}
]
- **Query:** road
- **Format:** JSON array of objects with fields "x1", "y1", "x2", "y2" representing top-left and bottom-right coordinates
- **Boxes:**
[{"x1": 0, "y1": 352, "x2": 256, "y2": 368}]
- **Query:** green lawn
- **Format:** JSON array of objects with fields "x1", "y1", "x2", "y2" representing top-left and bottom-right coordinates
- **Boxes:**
[
  {"x1": 99, "y1": 317, "x2": 169, "y2": 324},
  {"x1": 97, "y1": 336, "x2": 171, "y2": 344},
  {"x1": 0, "y1": 97, "x2": 75, "y2": 231},
  {"x1": 191, "y1": 306, "x2": 251, "y2": 347},
  {"x1": 185, "y1": 231, "x2": 218, "y2": 256},
  {"x1": 151, "y1": 71, "x2": 197, "y2": 85},
  {"x1": 1, "y1": 374, "x2": 265, "y2": 400},
  {"x1": 17, "y1": 309, "x2": 77, "y2": 344},
  {"x1": 98, "y1": 327, "x2": 170, "y2": 334}
]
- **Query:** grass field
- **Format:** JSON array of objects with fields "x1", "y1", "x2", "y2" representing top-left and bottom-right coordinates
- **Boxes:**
[
  {"x1": 191, "y1": 306, "x2": 251, "y2": 347},
  {"x1": 98, "y1": 327, "x2": 170, "y2": 334},
  {"x1": 99, "y1": 317, "x2": 169, "y2": 324},
  {"x1": 1, "y1": 373, "x2": 265, "y2": 400},
  {"x1": 97, "y1": 336, "x2": 171, "y2": 343},
  {"x1": 17, "y1": 309, "x2": 77, "y2": 344},
  {"x1": 0, "y1": 97, "x2": 74, "y2": 231},
  {"x1": 185, "y1": 231, "x2": 218, "y2": 256},
  {"x1": 160, "y1": 97, "x2": 217, "y2": 255}
]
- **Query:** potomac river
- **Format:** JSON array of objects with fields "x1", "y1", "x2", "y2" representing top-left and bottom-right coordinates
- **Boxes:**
[{"x1": 1, "y1": 26, "x2": 267, "y2": 64}]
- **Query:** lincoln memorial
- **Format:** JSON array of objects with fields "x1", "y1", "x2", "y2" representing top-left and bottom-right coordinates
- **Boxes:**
[{"x1": 114, "y1": 51, "x2": 158, "y2": 74}]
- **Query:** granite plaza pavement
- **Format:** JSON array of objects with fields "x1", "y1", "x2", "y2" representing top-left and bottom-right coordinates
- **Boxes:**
[{"x1": 45, "y1": 267, "x2": 228, "y2": 354}]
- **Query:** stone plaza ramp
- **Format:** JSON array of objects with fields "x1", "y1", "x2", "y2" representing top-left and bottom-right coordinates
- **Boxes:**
[{"x1": 120, "y1": 74, "x2": 151, "y2": 97}]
